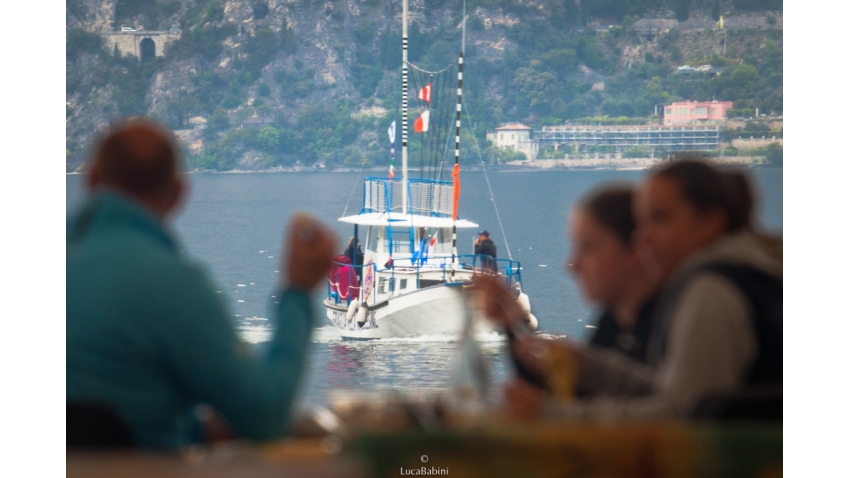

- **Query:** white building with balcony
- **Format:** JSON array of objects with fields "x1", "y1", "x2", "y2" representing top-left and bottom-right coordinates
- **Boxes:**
[{"x1": 486, "y1": 123, "x2": 539, "y2": 160}]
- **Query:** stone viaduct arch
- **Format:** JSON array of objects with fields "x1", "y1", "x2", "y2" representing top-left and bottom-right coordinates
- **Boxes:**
[{"x1": 101, "y1": 30, "x2": 181, "y2": 60}]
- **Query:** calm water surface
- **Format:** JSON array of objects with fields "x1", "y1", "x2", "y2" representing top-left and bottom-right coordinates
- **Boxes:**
[{"x1": 66, "y1": 168, "x2": 783, "y2": 409}]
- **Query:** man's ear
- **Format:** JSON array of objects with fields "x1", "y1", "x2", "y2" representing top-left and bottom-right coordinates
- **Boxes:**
[
  {"x1": 702, "y1": 208, "x2": 728, "y2": 240},
  {"x1": 162, "y1": 176, "x2": 187, "y2": 218},
  {"x1": 86, "y1": 164, "x2": 101, "y2": 191}
]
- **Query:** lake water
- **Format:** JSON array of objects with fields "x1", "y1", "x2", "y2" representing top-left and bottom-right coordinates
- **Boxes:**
[{"x1": 66, "y1": 168, "x2": 783, "y2": 409}]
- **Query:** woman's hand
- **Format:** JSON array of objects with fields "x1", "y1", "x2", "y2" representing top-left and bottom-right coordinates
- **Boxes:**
[
  {"x1": 470, "y1": 274, "x2": 525, "y2": 330},
  {"x1": 503, "y1": 379, "x2": 545, "y2": 421}
]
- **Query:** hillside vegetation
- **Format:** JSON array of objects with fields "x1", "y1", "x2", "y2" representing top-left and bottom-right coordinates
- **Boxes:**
[{"x1": 66, "y1": 0, "x2": 782, "y2": 171}]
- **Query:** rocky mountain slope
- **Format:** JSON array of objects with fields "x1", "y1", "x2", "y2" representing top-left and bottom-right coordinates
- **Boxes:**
[{"x1": 66, "y1": 0, "x2": 782, "y2": 171}]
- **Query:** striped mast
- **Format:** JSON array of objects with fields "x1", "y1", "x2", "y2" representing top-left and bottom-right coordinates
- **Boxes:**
[
  {"x1": 401, "y1": 0, "x2": 409, "y2": 215},
  {"x1": 450, "y1": 56, "x2": 464, "y2": 270},
  {"x1": 450, "y1": 0, "x2": 466, "y2": 273}
]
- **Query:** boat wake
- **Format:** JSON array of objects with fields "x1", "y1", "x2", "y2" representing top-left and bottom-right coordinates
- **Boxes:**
[
  {"x1": 238, "y1": 324, "x2": 505, "y2": 344},
  {"x1": 238, "y1": 321, "x2": 273, "y2": 344}
]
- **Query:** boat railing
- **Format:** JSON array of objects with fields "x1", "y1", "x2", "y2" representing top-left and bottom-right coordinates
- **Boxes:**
[
  {"x1": 435, "y1": 254, "x2": 523, "y2": 289},
  {"x1": 327, "y1": 255, "x2": 523, "y2": 306},
  {"x1": 362, "y1": 177, "x2": 453, "y2": 217},
  {"x1": 327, "y1": 261, "x2": 378, "y2": 307}
]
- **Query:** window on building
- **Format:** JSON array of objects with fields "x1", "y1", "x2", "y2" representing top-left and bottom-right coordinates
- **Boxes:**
[
  {"x1": 666, "y1": 108, "x2": 672, "y2": 115},
  {"x1": 711, "y1": 120, "x2": 716, "y2": 125},
  {"x1": 710, "y1": 108, "x2": 716, "y2": 115},
  {"x1": 500, "y1": 134, "x2": 503, "y2": 140},
  {"x1": 512, "y1": 134, "x2": 515, "y2": 139},
  {"x1": 696, "y1": 107, "x2": 707, "y2": 115}
]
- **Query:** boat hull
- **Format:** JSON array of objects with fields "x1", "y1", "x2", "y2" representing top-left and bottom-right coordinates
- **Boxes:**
[{"x1": 324, "y1": 284, "x2": 496, "y2": 340}]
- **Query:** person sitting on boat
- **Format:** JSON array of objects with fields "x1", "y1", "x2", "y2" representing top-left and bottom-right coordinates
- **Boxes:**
[
  {"x1": 474, "y1": 230, "x2": 498, "y2": 272},
  {"x1": 475, "y1": 160, "x2": 782, "y2": 420},
  {"x1": 66, "y1": 120, "x2": 337, "y2": 449},
  {"x1": 330, "y1": 254, "x2": 360, "y2": 302}
]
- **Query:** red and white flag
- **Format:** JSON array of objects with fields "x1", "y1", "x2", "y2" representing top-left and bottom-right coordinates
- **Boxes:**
[
  {"x1": 414, "y1": 111, "x2": 430, "y2": 133},
  {"x1": 418, "y1": 83, "x2": 432, "y2": 103},
  {"x1": 388, "y1": 163, "x2": 394, "y2": 179}
]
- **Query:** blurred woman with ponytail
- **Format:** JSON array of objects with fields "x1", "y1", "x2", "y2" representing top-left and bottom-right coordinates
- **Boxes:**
[
  {"x1": 574, "y1": 159, "x2": 783, "y2": 418},
  {"x1": 477, "y1": 159, "x2": 782, "y2": 420}
]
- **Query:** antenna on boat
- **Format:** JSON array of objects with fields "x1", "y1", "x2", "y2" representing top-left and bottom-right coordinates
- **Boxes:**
[
  {"x1": 462, "y1": 0, "x2": 467, "y2": 55},
  {"x1": 401, "y1": 0, "x2": 409, "y2": 215}
]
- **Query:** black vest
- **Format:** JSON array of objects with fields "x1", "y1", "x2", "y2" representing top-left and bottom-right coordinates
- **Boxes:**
[{"x1": 683, "y1": 263, "x2": 783, "y2": 385}]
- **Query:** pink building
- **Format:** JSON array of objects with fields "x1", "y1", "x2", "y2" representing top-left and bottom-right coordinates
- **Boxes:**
[{"x1": 663, "y1": 101, "x2": 733, "y2": 126}]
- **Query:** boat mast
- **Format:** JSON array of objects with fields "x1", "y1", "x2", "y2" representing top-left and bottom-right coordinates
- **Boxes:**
[
  {"x1": 451, "y1": 6, "x2": 465, "y2": 269},
  {"x1": 451, "y1": 51, "x2": 463, "y2": 268},
  {"x1": 401, "y1": 0, "x2": 409, "y2": 215}
]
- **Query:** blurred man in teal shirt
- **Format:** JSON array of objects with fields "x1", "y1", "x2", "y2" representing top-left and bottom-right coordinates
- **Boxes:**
[{"x1": 66, "y1": 121, "x2": 336, "y2": 449}]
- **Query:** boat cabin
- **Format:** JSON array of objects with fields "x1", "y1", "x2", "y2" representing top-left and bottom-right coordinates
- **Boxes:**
[{"x1": 327, "y1": 177, "x2": 520, "y2": 308}]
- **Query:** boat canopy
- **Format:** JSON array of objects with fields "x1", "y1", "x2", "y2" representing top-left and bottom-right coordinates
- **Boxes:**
[{"x1": 338, "y1": 212, "x2": 479, "y2": 229}]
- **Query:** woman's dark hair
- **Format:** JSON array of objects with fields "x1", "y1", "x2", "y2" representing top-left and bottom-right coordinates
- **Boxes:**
[
  {"x1": 651, "y1": 159, "x2": 753, "y2": 232},
  {"x1": 578, "y1": 185, "x2": 636, "y2": 245}
]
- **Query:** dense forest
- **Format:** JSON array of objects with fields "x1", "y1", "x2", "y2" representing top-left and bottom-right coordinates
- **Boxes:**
[{"x1": 66, "y1": 0, "x2": 782, "y2": 171}]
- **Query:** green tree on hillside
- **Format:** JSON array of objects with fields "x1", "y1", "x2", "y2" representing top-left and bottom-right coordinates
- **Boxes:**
[
  {"x1": 676, "y1": 0, "x2": 690, "y2": 22},
  {"x1": 579, "y1": 0, "x2": 589, "y2": 27},
  {"x1": 764, "y1": 142, "x2": 782, "y2": 166},
  {"x1": 766, "y1": 14, "x2": 777, "y2": 28},
  {"x1": 541, "y1": 48, "x2": 579, "y2": 75},
  {"x1": 513, "y1": 61, "x2": 560, "y2": 116},
  {"x1": 256, "y1": 126, "x2": 281, "y2": 154},
  {"x1": 67, "y1": 28, "x2": 103, "y2": 61}
]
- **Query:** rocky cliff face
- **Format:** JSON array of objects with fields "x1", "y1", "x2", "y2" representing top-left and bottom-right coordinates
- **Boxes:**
[
  {"x1": 66, "y1": 0, "x2": 529, "y2": 170},
  {"x1": 65, "y1": 0, "x2": 783, "y2": 171}
]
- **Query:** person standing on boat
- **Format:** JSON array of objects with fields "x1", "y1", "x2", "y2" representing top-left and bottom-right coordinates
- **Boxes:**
[
  {"x1": 344, "y1": 236, "x2": 364, "y2": 281},
  {"x1": 474, "y1": 230, "x2": 498, "y2": 272},
  {"x1": 66, "y1": 120, "x2": 337, "y2": 449}
]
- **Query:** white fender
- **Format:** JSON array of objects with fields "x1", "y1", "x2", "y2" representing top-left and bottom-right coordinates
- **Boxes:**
[
  {"x1": 346, "y1": 300, "x2": 358, "y2": 323},
  {"x1": 355, "y1": 303, "x2": 369, "y2": 326},
  {"x1": 517, "y1": 293, "x2": 531, "y2": 314},
  {"x1": 527, "y1": 313, "x2": 538, "y2": 331},
  {"x1": 516, "y1": 293, "x2": 537, "y2": 330}
]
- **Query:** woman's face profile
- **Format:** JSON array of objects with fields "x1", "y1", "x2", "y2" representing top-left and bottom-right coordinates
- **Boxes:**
[
  {"x1": 567, "y1": 209, "x2": 633, "y2": 306},
  {"x1": 635, "y1": 176, "x2": 725, "y2": 280}
]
